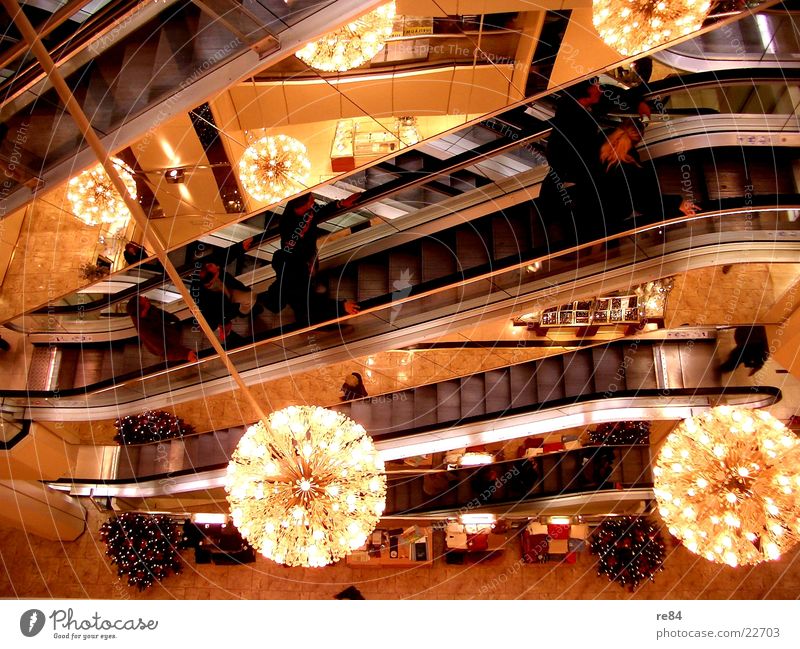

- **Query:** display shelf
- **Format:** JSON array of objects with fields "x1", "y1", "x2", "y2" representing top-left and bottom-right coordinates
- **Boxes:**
[{"x1": 346, "y1": 525, "x2": 433, "y2": 568}]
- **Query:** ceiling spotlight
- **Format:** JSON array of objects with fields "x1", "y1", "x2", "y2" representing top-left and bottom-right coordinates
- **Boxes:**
[{"x1": 165, "y1": 169, "x2": 185, "y2": 184}]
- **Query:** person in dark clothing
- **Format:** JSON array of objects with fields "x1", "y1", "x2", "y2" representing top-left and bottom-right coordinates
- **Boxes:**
[
  {"x1": 334, "y1": 585, "x2": 365, "y2": 599},
  {"x1": 538, "y1": 77, "x2": 605, "y2": 244},
  {"x1": 340, "y1": 372, "x2": 368, "y2": 401},
  {"x1": 576, "y1": 446, "x2": 616, "y2": 488},
  {"x1": 720, "y1": 325, "x2": 769, "y2": 375},
  {"x1": 259, "y1": 193, "x2": 361, "y2": 326},
  {"x1": 123, "y1": 242, "x2": 149, "y2": 265},
  {"x1": 123, "y1": 241, "x2": 162, "y2": 273},
  {"x1": 596, "y1": 120, "x2": 697, "y2": 231},
  {"x1": 126, "y1": 296, "x2": 197, "y2": 363},
  {"x1": 192, "y1": 237, "x2": 261, "y2": 341},
  {"x1": 509, "y1": 458, "x2": 539, "y2": 498}
]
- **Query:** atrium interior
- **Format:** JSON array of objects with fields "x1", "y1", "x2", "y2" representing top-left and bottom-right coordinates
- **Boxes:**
[{"x1": 1, "y1": 0, "x2": 799, "y2": 600}]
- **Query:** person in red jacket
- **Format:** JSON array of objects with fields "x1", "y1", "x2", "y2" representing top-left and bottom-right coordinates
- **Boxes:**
[{"x1": 127, "y1": 296, "x2": 197, "y2": 363}]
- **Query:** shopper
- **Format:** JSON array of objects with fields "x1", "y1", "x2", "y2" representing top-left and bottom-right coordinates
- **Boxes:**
[
  {"x1": 123, "y1": 242, "x2": 149, "y2": 265},
  {"x1": 259, "y1": 192, "x2": 361, "y2": 326},
  {"x1": 192, "y1": 236, "x2": 262, "y2": 341},
  {"x1": 720, "y1": 325, "x2": 769, "y2": 375},
  {"x1": 340, "y1": 372, "x2": 368, "y2": 401},
  {"x1": 126, "y1": 296, "x2": 197, "y2": 363},
  {"x1": 538, "y1": 77, "x2": 605, "y2": 244},
  {"x1": 596, "y1": 119, "x2": 697, "y2": 231}
]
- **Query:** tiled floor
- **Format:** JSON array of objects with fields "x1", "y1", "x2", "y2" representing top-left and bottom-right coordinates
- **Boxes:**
[{"x1": 1, "y1": 510, "x2": 798, "y2": 600}]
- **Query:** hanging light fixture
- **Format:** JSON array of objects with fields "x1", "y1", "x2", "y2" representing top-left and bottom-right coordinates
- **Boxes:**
[
  {"x1": 296, "y1": 2, "x2": 396, "y2": 72},
  {"x1": 592, "y1": 0, "x2": 713, "y2": 56},
  {"x1": 67, "y1": 157, "x2": 137, "y2": 234},
  {"x1": 654, "y1": 406, "x2": 800, "y2": 567},
  {"x1": 238, "y1": 134, "x2": 312, "y2": 204},
  {"x1": 225, "y1": 405, "x2": 386, "y2": 568}
]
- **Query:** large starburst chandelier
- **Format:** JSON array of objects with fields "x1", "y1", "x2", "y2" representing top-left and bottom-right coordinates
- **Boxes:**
[
  {"x1": 296, "y1": 2, "x2": 396, "y2": 72},
  {"x1": 592, "y1": 0, "x2": 713, "y2": 56},
  {"x1": 225, "y1": 405, "x2": 386, "y2": 568},
  {"x1": 654, "y1": 406, "x2": 800, "y2": 567},
  {"x1": 67, "y1": 157, "x2": 137, "y2": 234},
  {"x1": 238, "y1": 134, "x2": 312, "y2": 204}
]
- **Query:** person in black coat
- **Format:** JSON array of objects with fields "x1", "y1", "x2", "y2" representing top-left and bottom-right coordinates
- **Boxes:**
[
  {"x1": 192, "y1": 237, "x2": 261, "y2": 341},
  {"x1": 720, "y1": 325, "x2": 769, "y2": 375},
  {"x1": 596, "y1": 120, "x2": 698, "y2": 231},
  {"x1": 538, "y1": 77, "x2": 606, "y2": 245},
  {"x1": 259, "y1": 193, "x2": 361, "y2": 327}
]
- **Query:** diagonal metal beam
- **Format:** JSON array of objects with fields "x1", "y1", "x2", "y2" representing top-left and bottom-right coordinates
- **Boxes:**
[{"x1": 1, "y1": 0, "x2": 267, "y2": 422}]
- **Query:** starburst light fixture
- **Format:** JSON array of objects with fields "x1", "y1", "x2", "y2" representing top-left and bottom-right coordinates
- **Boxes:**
[
  {"x1": 296, "y1": 2, "x2": 396, "y2": 72},
  {"x1": 225, "y1": 405, "x2": 387, "y2": 567},
  {"x1": 654, "y1": 406, "x2": 800, "y2": 567},
  {"x1": 592, "y1": 0, "x2": 713, "y2": 56},
  {"x1": 238, "y1": 134, "x2": 312, "y2": 204},
  {"x1": 67, "y1": 157, "x2": 137, "y2": 234}
]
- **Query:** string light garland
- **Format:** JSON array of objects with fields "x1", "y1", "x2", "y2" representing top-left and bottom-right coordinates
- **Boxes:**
[
  {"x1": 654, "y1": 406, "x2": 800, "y2": 567},
  {"x1": 100, "y1": 513, "x2": 182, "y2": 591},
  {"x1": 225, "y1": 405, "x2": 386, "y2": 568},
  {"x1": 67, "y1": 157, "x2": 137, "y2": 234},
  {"x1": 592, "y1": 0, "x2": 713, "y2": 56},
  {"x1": 589, "y1": 421, "x2": 651, "y2": 446},
  {"x1": 238, "y1": 134, "x2": 312, "y2": 204},
  {"x1": 113, "y1": 410, "x2": 195, "y2": 446},
  {"x1": 590, "y1": 517, "x2": 666, "y2": 589},
  {"x1": 296, "y1": 2, "x2": 396, "y2": 72}
]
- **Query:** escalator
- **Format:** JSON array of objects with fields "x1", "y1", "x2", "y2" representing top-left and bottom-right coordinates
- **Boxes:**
[
  {"x1": 3, "y1": 67, "x2": 800, "y2": 416},
  {"x1": 12, "y1": 67, "x2": 800, "y2": 341},
  {"x1": 4, "y1": 192, "x2": 800, "y2": 419},
  {"x1": 15, "y1": 138, "x2": 800, "y2": 392},
  {"x1": 0, "y1": 0, "x2": 375, "y2": 211},
  {"x1": 382, "y1": 445, "x2": 653, "y2": 518},
  {"x1": 48, "y1": 335, "x2": 781, "y2": 497},
  {"x1": 652, "y1": 7, "x2": 800, "y2": 72}
]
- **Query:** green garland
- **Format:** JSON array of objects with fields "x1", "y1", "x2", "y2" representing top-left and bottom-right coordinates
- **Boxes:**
[
  {"x1": 114, "y1": 410, "x2": 195, "y2": 445},
  {"x1": 100, "y1": 513, "x2": 183, "y2": 591},
  {"x1": 590, "y1": 517, "x2": 665, "y2": 590},
  {"x1": 588, "y1": 421, "x2": 650, "y2": 445}
]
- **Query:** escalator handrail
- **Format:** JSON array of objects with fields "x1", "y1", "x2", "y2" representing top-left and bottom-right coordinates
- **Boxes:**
[
  {"x1": 3, "y1": 201, "x2": 798, "y2": 402},
  {"x1": 47, "y1": 387, "x2": 780, "y2": 483},
  {"x1": 641, "y1": 66, "x2": 800, "y2": 99}
]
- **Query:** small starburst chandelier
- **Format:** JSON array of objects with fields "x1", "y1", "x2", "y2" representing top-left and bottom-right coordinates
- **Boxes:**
[
  {"x1": 592, "y1": 0, "x2": 713, "y2": 56},
  {"x1": 654, "y1": 406, "x2": 800, "y2": 567},
  {"x1": 67, "y1": 157, "x2": 137, "y2": 234},
  {"x1": 296, "y1": 2, "x2": 396, "y2": 72},
  {"x1": 238, "y1": 134, "x2": 312, "y2": 204},
  {"x1": 225, "y1": 405, "x2": 386, "y2": 568}
]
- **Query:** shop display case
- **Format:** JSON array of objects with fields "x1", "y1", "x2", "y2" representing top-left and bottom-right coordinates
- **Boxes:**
[{"x1": 331, "y1": 116, "x2": 421, "y2": 171}]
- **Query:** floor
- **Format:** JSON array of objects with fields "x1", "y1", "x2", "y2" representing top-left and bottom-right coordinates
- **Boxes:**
[{"x1": 1, "y1": 510, "x2": 798, "y2": 600}]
